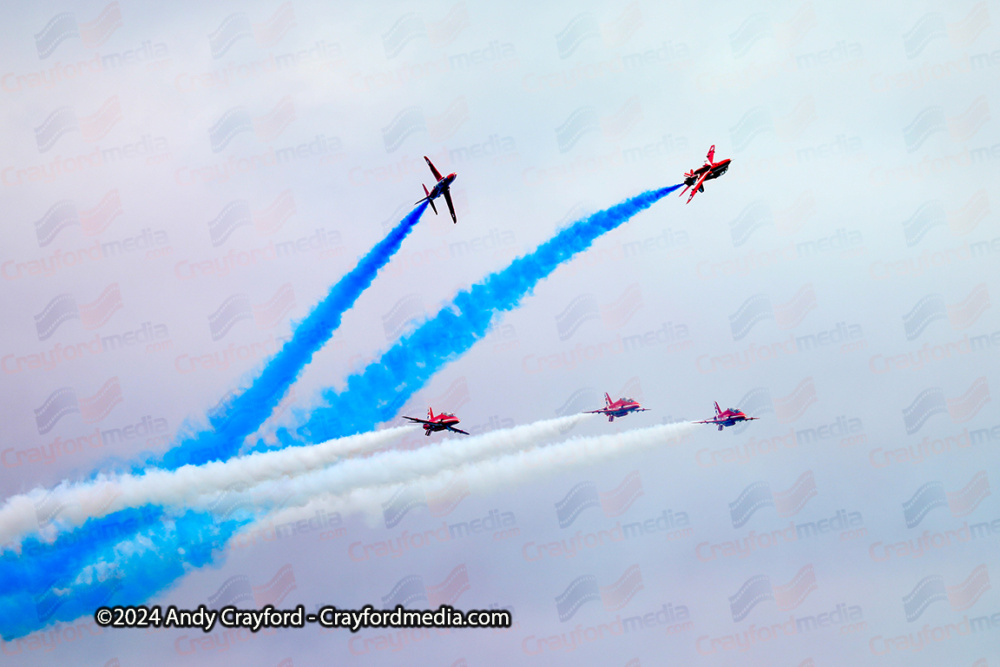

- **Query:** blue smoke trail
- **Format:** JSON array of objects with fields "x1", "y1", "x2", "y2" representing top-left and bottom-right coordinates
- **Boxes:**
[
  {"x1": 158, "y1": 203, "x2": 428, "y2": 471},
  {"x1": 284, "y1": 185, "x2": 680, "y2": 443},
  {"x1": 0, "y1": 187, "x2": 673, "y2": 640},
  {"x1": 0, "y1": 507, "x2": 251, "y2": 639},
  {"x1": 0, "y1": 205, "x2": 425, "y2": 638}
]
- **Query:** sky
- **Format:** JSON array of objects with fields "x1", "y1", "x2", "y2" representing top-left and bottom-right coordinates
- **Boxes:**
[{"x1": 1, "y1": 0, "x2": 998, "y2": 664}]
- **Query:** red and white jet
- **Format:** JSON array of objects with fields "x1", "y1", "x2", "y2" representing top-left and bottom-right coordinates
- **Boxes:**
[
  {"x1": 679, "y1": 145, "x2": 731, "y2": 204},
  {"x1": 694, "y1": 402, "x2": 759, "y2": 431},
  {"x1": 586, "y1": 393, "x2": 650, "y2": 422},
  {"x1": 415, "y1": 156, "x2": 458, "y2": 223},
  {"x1": 402, "y1": 407, "x2": 470, "y2": 436}
]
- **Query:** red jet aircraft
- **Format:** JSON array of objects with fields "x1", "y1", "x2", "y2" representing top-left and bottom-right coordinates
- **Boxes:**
[
  {"x1": 402, "y1": 407, "x2": 470, "y2": 436},
  {"x1": 415, "y1": 156, "x2": 458, "y2": 223},
  {"x1": 679, "y1": 145, "x2": 731, "y2": 204},
  {"x1": 694, "y1": 402, "x2": 759, "y2": 431},
  {"x1": 587, "y1": 393, "x2": 650, "y2": 422}
]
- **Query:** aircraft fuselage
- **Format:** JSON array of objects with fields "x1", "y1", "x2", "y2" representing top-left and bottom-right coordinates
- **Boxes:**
[
  {"x1": 608, "y1": 404, "x2": 641, "y2": 418},
  {"x1": 684, "y1": 159, "x2": 730, "y2": 186},
  {"x1": 428, "y1": 173, "x2": 456, "y2": 199},
  {"x1": 714, "y1": 411, "x2": 749, "y2": 427},
  {"x1": 423, "y1": 416, "x2": 460, "y2": 433}
]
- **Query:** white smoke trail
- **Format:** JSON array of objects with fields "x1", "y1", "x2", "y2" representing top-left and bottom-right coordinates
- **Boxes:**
[
  {"x1": 188, "y1": 413, "x2": 593, "y2": 514},
  {"x1": 0, "y1": 426, "x2": 412, "y2": 546},
  {"x1": 238, "y1": 420, "x2": 698, "y2": 529},
  {"x1": 0, "y1": 415, "x2": 591, "y2": 547}
]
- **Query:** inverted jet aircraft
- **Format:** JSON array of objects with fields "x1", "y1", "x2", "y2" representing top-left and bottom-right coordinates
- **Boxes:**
[
  {"x1": 415, "y1": 156, "x2": 458, "y2": 223},
  {"x1": 403, "y1": 407, "x2": 470, "y2": 436},
  {"x1": 694, "y1": 402, "x2": 759, "y2": 431},
  {"x1": 679, "y1": 145, "x2": 731, "y2": 204},
  {"x1": 587, "y1": 393, "x2": 649, "y2": 422}
]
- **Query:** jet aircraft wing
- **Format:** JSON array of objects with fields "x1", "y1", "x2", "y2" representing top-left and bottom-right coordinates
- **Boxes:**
[
  {"x1": 425, "y1": 156, "x2": 443, "y2": 181},
  {"x1": 402, "y1": 416, "x2": 435, "y2": 426},
  {"x1": 443, "y1": 188, "x2": 457, "y2": 223}
]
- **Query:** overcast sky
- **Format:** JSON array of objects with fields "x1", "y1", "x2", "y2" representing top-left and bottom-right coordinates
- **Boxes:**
[{"x1": 1, "y1": 0, "x2": 998, "y2": 664}]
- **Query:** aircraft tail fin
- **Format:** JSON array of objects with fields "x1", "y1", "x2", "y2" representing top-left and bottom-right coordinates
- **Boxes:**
[
  {"x1": 714, "y1": 401, "x2": 722, "y2": 416},
  {"x1": 423, "y1": 185, "x2": 439, "y2": 215},
  {"x1": 605, "y1": 392, "x2": 612, "y2": 407},
  {"x1": 428, "y1": 407, "x2": 435, "y2": 420},
  {"x1": 707, "y1": 145, "x2": 716, "y2": 164}
]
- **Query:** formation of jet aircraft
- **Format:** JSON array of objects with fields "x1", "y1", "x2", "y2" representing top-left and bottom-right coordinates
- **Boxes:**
[
  {"x1": 407, "y1": 396, "x2": 759, "y2": 436},
  {"x1": 401, "y1": 146, "x2": 752, "y2": 438}
]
